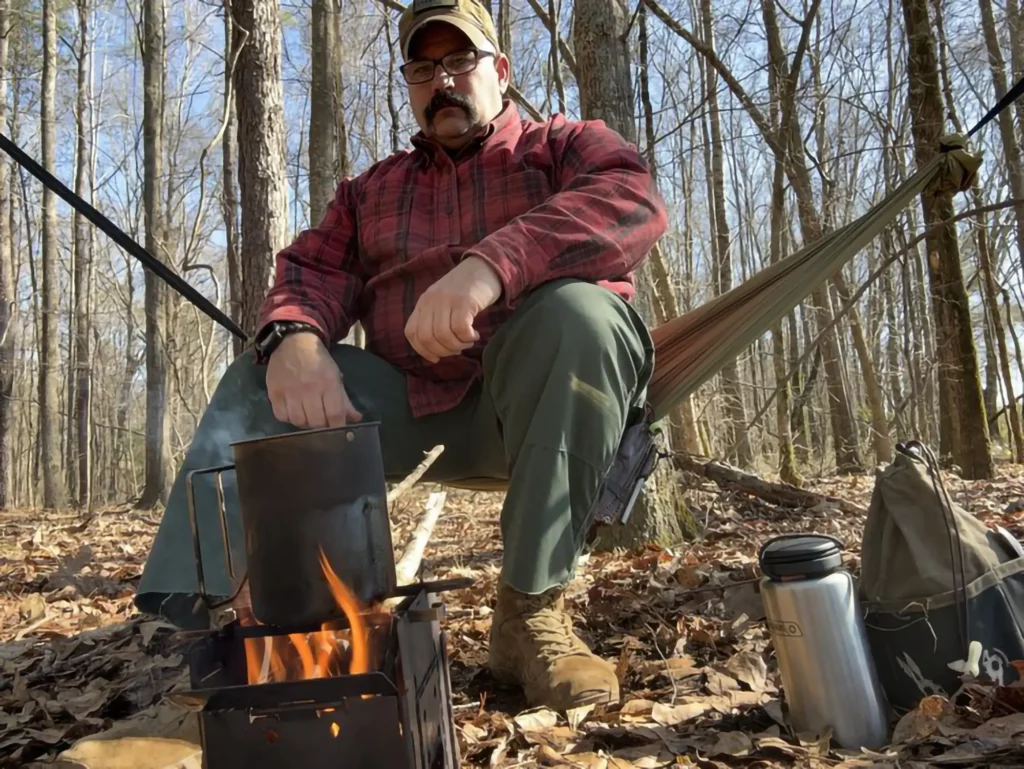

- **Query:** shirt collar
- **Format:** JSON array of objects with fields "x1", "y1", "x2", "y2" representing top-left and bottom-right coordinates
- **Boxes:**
[{"x1": 411, "y1": 99, "x2": 521, "y2": 162}]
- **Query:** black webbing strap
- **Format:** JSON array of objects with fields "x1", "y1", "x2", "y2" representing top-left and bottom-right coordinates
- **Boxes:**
[
  {"x1": 0, "y1": 131, "x2": 248, "y2": 342},
  {"x1": 968, "y1": 73, "x2": 1024, "y2": 138}
]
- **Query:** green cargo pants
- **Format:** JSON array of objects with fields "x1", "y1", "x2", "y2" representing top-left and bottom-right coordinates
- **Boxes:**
[{"x1": 135, "y1": 279, "x2": 654, "y2": 628}]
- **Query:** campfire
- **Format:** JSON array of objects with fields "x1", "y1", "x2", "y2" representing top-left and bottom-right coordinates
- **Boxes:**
[
  {"x1": 242, "y1": 549, "x2": 373, "y2": 686},
  {"x1": 180, "y1": 425, "x2": 466, "y2": 769}
]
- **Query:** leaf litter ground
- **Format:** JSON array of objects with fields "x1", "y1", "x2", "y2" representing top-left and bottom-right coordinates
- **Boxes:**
[{"x1": 5, "y1": 463, "x2": 1024, "y2": 767}]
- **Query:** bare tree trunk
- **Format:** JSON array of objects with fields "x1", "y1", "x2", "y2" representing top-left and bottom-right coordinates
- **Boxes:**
[
  {"x1": 975, "y1": 189, "x2": 1024, "y2": 460},
  {"x1": 0, "y1": 0, "x2": 10, "y2": 509},
  {"x1": 73, "y1": 0, "x2": 92, "y2": 507},
  {"x1": 547, "y1": 0, "x2": 565, "y2": 113},
  {"x1": 637, "y1": 3, "x2": 699, "y2": 455},
  {"x1": 769, "y1": 162, "x2": 801, "y2": 482},
  {"x1": 902, "y1": 0, "x2": 993, "y2": 478},
  {"x1": 761, "y1": 1, "x2": 801, "y2": 484},
  {"x1": 137, "y1": 0, "x2": 172, "y2": 508},
  {"x1": 574, "y1": 0, "x2": 697, "y2": 549},
  {"x1": 832, "y1": 269, "x2": 893, "y2": 463},
  {"x1": 223, "y1": 0, "x2": 242, "y2": 358},
  {"x1": 309, "y1": 0, "x2": 338, "y2": 222},
  {"x1": 1007, "y1": 0, "x2": 1024, "y2": 133},
  {"x1": 764, "y1": 0, "x2": 864, "y2": 473},
  {"x1": 701, "y1": 0, "x2": 751, "y2": 467},
  {"x1": 40, "y1": 0, "x2": 64, "y2": 508},
  {"x1": 498, "y1": 0, "x2": 512, "y2": 58},
  {"x1": 980, "y1": 0, "x2": 1024, "y2": 278},
  {"x1": 333, "y1": 0, "x2": 351, "y2": 181},
  {"x1": 384, "y1": 17, "x2": 401, "y2": 155},
  {"x1": 232, "y1": 0, "x2": 289, "y2": 334}
]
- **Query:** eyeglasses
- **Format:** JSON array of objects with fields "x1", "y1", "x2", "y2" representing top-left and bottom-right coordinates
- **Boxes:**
[{"x1": 400, "y1": 49, "x2": 494, "y2": 85}]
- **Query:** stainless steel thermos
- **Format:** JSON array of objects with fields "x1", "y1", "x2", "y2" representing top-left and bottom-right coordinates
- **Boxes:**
[{"x1": 759, "y1": 533, "x2": 890, "y2": 750}]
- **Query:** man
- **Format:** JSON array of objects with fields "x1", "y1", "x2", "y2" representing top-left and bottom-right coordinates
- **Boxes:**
[{"x1": 136, "y1": 0, "x2": 667, "y2": 712}]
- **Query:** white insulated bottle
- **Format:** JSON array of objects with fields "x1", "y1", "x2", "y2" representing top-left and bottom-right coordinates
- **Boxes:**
[{"x1": 759, "y1": 533, "x2": 890, "y2": 750}]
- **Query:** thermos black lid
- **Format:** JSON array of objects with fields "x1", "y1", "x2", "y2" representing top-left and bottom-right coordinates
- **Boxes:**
[{"x1": 759, "y1": 534, "x2": 844, "y2": 580}]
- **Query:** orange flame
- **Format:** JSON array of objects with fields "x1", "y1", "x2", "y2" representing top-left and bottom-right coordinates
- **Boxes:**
[
  {"x1": 242, "y1": 547, "x2": 373, "y2": 685},
  {"x1": 318, "y1": 549, "x2": 369, "y2": 676}
]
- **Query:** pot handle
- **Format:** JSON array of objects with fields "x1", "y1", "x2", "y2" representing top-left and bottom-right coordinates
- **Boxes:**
[{"x1": 185, "y1": 463, "x2": 239, "y2": 606}]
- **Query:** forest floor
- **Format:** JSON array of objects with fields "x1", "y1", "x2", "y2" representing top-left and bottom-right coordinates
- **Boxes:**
[{"x1": 4, "y1": 458, "x2": 1024, "y2": 768}]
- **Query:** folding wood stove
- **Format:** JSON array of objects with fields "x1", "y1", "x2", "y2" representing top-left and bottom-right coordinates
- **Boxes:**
[{"x1": 178, "y1": 425, "x2": 467, "y2": 768}]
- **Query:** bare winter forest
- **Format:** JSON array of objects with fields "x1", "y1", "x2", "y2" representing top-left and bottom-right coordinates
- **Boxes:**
[
  {"x1": 1, "y1": 0, "x2": 1023, "y2": 508},
  {"x1": 5, "y1": 0, "x2": 1024, "y2": 765}
]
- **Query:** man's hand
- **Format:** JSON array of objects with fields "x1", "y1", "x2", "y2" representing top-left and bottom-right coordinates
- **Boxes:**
[
  {"x1": 266, "y1": 332, "x2": 362, "y2": 428},
  {"x1": 405, "y1": 256, "x2": 502, "y2": 363}
]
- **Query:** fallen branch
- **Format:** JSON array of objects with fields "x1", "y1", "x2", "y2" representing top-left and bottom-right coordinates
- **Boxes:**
[
  {"x1": 394, "y1": 490, "x2": 448, "y2": 586},
  {"x1": 387, "y1": 445, "x2": 444, "y2": 506},
  {"x1": 674, "y1": 453, "x2": 866, "y2": 516}
]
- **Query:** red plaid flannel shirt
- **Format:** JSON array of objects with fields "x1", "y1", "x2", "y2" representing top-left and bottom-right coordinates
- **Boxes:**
[{"x1": 257, "y1": 102, "x2": 668, "y2": 418}]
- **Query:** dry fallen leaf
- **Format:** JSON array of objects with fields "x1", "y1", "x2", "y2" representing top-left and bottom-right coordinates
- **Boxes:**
[
  {"x1": 488, "y1": 735, "x2": 510, "y2": 768},
  {"x1": 56, "y1": 689, "x2": 109, "y2": 721},
  {"x1": 705, "y1": 669, "x2": 740, "y2": 696},
  {"x1": 755, "y1": 734, "x2": 807, "y2": 758},
  {"x1": 19, "y1": 593, "x2": 47, "y2": 622},
  {"x1": 514, "y1": 708, "x2": 560, "y2": 733},
  {"x1": 710, "y1": 730, "x2": 753, "y2": 757},
  {"x1": 891, "y1": 695, "x2": 953, "y2": 745},
  {"x1": 619, "y1": 699, "x2": 655, "y2": 717},
  {"x1": 972, "y1": 712, "x2": 1024, "y2": 739},
  {"x1": 551, "y1": 751, "x2": 609, "y2": 768},
  {"x1": 723, "y1": 650, "x2": 768, "y2": 692},
  {"x1": 9, "y1": 475, "x2": 1024, "y2": 767},
  {"x1": 650, "y1": 700, "x2": 710, "y2": 726},
  {"x1": 139, "y1": 621, "x2": 175, "y2": 648},
  {"x1": 612, "y1": 743, "x2": 676, "y2": 767},
  {"x1": 567, "y1": 704, "x2": 595, "y2": 730},
  {"x1": 56, "y1": 737, "x2": 201, "y2": 769}
]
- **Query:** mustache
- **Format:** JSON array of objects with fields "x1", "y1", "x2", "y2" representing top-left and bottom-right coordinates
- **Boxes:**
[{"x1": 424, "y1": 91, "x2": 475, "y2": 123}]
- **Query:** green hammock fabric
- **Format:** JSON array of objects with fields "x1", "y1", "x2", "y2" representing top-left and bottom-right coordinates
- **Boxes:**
[{"x1": 646, "y1": 134, "x2": 982, "y2": 422}]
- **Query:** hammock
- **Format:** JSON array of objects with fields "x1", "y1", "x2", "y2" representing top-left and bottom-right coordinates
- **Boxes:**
[{"x1": 645, "y1": 134, "x2": 981, "y2": 422}]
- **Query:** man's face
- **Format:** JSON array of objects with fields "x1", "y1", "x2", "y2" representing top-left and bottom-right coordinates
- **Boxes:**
[{"x1": 405, "y1": 23, "x2": 509, "y2": 150}]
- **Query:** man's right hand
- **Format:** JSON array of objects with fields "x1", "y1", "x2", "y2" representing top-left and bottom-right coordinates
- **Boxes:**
[{"x1": 266, "y1": 332, "x2": 362, "y2": 428}]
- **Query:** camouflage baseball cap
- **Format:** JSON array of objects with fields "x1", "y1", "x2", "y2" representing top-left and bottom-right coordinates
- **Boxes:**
[{"x1": 398, "y1": 0, "x2": 500, "y2": 60}]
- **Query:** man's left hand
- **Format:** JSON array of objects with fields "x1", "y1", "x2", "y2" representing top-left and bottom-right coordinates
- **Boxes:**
[{"x1": 405, "y1": 256, "x2": 502, "y2": 363}]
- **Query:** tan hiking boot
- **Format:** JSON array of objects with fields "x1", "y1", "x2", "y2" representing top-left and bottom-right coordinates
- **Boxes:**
[{"x1": 488, "y1": 583, "x2": 620, "y2": 711}]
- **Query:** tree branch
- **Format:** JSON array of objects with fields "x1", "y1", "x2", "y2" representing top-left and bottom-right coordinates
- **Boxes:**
[
  {"x1": 394, "y1": 490, "x2": 447, "y2": 585},
  {"x1": 645, "y1": 0, "x2": 785, "y2": 159},
  {"x1": 675, "y1": 453, "x2": 866, "y2": 516},
  {"x1": 778, "y1": 0, "x2": 822, "y2": 136},
  {"x1": 507, "y1": 83, "x2": 543, "y2": 120},
  {"x1": 525, "y1": 0, "x2": 578, "y2": 77},
  {"x1": 388, "y1": 445, "x2": 444, "y2": 505}
]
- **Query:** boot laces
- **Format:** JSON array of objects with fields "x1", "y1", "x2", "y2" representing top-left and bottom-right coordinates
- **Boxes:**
[{"x1": 521, "y1": 606, "x2": 591, "y2": 663}]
